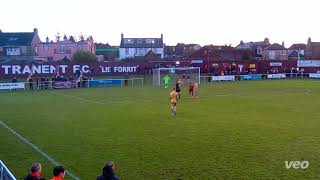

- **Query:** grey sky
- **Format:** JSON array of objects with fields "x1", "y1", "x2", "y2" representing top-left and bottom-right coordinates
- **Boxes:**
[{"x1": 0, "y1": 0, "x2": 319, "y2": 46}]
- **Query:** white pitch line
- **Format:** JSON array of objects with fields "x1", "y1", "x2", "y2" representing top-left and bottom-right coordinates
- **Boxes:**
[
  {"x1": 51, "y1": 91, "x2": 232, "y2": 105},
  {"x1": 215, "y1": 94, "x2": 231, "y2": 97},
  {"x1": 51, "y1": 91, "x2": 105, "y2": 105},
  {"x1": 0, "y1": 121, "x2": 80, "y2": 180},
  {"x1": 50, "y1": 91, "x2": 166, "y2": 104},
  {"x1": 305, "y1": 89, "x2": 312, "y2": 94}
]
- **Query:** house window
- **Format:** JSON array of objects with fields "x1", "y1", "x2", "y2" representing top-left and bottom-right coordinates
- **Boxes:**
[
  {"x1": 6, "y1": 48, "x2": 21, "y2": 55},
  {"x1": 146, "y1": 39, "x2": 154, "y2": 44},
  {"x1": 22, "y1": 46, "x2": 27, "y2": 54},
  {"x1": 9, "y1": 38, "x2": 18, "y2": 41},
  {"x1": 77, "y1": 45, "x2": 82, "y2": 50},
  {"x1": 137, "y1": 39, "x2": 142, "y2": 43},
  {"x1": 125, "y1": 39, "x2": 133, "y2": 43},
  {"x1": 59, "y1": 45, "x2": 67, "y2": 53},
  {"x1": 256, "y1": 47, "x2": 262, "y2": 55},
  {"x1": 125, "y1": 48, "x2": 129, "y2": 55},
  {"x1": 44, "y1": 45, "x2": 49, "y2": 51},
  {"x1": 269, "y1": 51, "x2": 276, "y2": 60}
]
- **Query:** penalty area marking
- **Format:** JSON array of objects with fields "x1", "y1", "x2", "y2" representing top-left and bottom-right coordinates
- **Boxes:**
[
  {"x1": 50, "y1": 91, "x2": 105, "y2": 105},
  {"x1": 0, "y1": 120, "x2": 80, "y2": 180},
  {"x1": 50, "y1": 91, "x2": 167, "y2": 104},
  {"x1": 51, "y1": 91, "x2": 232, "y2": 105},
  {"x1": 305, "y1": 89, "x2": 312, "y2": 94}
]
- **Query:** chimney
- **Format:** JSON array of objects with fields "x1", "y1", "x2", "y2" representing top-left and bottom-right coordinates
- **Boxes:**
[
  {"x1": 46, "y1": 36, "x2": 49, "y2": 43},
  {"x1": 282, "y1": 41, "x2": 285, "y2": 47},
  {"x1": 161, "y1": 33, "x2": 163, "y2": 40},
  {"x1": 0, "y1": 29, "x2": 2, "y2": 33},
  {"x1": 308, "y1": 37, "x2": 312, "y2": 44},
  {"x1": 33, "y1": 28, "x2": 38, "y2": 35},
  {"x1": 121, "y1": 33, "x2": 124, "y2": 40}
]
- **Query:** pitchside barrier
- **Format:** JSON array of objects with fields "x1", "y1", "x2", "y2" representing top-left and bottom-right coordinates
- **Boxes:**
[
  {"x1": 200, "y1": 73, "x2": 319, "y2": 83},
  {"x1": 0, "y1": 160, "x2": 16, "y2": 180},
  {"x1": 87, "y1": 78, "x2": 144, "y2": 87},
  {"x1": 0, "y1": 83, "x2": 25, "y2": 91},
  {"x1": 1, "y1": 74, "x2": 319, "y2": 91},
  {"x1": 4, "y1": 78, "x2": 144, "y2": 91}
]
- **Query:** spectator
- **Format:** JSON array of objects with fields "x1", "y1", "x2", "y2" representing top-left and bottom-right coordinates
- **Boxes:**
[
  {"x1": 96, "y1": 161, "x2": 120, "y2": 180},
  {"x1": 36, "y1": 77, "x2": 39, "y2": 89},
  {"x1": 82, "y1": 76, "x2": 88, "y2": 87},
  {"x1": 45, "y1": 77, "x2": 50, "y2": 89},
  {"x1": 124, "y1": 73, "x2": 129, "y2": 86},
  {"x1": 90, "y1": 68, "x2": 95, "y2": 80},
  {"x1": 49, "y1": 166, "x2": 65, "y2": 180},
  {"x1": 24, "y1": 163, "x2": 45, "y2": 180},
  {"x1": 11, "y1": 77, "x2": 18, "y2": 91},
  {"x1": 28, "y1": 77, "x2": 34, "y2": 91},
  {"x1": 12, "y1": 77, "x2": 18, "y2": 83},
  {"x1": 40, "y1": 77, "x2": 46, "y2": 90}
]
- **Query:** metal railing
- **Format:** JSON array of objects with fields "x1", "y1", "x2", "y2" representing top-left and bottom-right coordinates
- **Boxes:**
[
  {"x1": 20, "y1": 78, "x2": 144, "y2": 91},
  {"x1": 0, "y1": 160, "x2": 16, "y2": 180},
  {"x1": 200, "y1": 73, "x2": 314, "y2": 83}
]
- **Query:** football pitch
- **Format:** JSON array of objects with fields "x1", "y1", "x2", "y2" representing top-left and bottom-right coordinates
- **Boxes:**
[{"x1": 1, "y1": 80, "x2": 320, "y2": 179}]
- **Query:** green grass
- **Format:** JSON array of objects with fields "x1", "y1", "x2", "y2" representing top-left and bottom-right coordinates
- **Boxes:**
[{"x1": 1, "y1": 80, "x2": 320, "y2": 179}]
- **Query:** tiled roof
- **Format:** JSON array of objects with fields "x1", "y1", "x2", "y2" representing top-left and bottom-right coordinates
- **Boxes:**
[
  {"x1": 120, "y1": 38, "x2": 163, "y2": 48},
  {"x1": 236, "y1": 39, "x2": 270, "y2": 49},
  {"x1": 288, "y1": 50, "x2": 304, "y2": 57},
  {"x1": 289, "y1": 43, "x2": 306, "y2": 50},
  {"x1": 188, "y1": 45, "x2": 249, "y2": 60},
  {"x1": 265, "y1": 43, "x2": 286, "y2": 50},
  {"x1": 311, "y1": 42, "x2": 320, "y2": 47},
  {"x1": 0, "y1": 32, "x2": 35, "y2": 46}
]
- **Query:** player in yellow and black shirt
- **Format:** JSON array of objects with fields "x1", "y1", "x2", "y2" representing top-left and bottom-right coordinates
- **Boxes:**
[{"x1": 170, "y1": 88, "x2": 178, "y2": 115}]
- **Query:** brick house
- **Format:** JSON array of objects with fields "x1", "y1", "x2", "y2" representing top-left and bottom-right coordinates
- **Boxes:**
[
  {"x1": 288, "y1": 43, "x2": 306, "y2": 60},
  {"x1": 189, "y1": 45, "x2": 253, "y2": 61},
  {"x1": 235, "y1": 38, "x2": 271, "y2": 60},
  {"x1": 263, "y1": 42, "x2": 288, "y2": 60},
  {"x1": 0, "y1": 28, "x2": 41, "y2": 62},
  {"x1": 165, "y1": 43, "x2": 201, "y2": 59},
  {"x1": 305, "y1": 37, "x2": 320, "y2": 59}
]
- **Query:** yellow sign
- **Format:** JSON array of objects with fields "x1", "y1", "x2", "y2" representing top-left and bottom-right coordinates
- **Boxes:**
[{"x1": 250, "y1": 64, "x2": 256, "y2": 68}]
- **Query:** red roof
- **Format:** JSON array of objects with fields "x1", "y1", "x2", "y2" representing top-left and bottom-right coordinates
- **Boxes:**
[
  {"x1": 288, "y1": 43, "x2": 306, "y2": 50},
  {"x1": 265, "y1": 43, "x2": 286, "y2": 50}
]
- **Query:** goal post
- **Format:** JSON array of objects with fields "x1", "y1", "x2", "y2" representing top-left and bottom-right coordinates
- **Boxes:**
[{"x1": 152, "y1": 67, "x2": 200, "y2": 86}]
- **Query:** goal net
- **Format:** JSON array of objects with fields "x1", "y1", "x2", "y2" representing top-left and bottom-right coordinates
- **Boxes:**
[{"x1": 152, "y1": 67, "x2": 200, "y2": 86}]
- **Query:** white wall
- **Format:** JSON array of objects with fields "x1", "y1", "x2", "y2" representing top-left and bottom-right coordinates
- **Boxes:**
[{"x1": 119, "y1": 47, "x2": 164, "y2": 60}]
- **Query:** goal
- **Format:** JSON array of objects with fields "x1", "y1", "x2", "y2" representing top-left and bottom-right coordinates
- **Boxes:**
[{"x1": 152, "y1": 67, "x2": 200, "y2": 86}]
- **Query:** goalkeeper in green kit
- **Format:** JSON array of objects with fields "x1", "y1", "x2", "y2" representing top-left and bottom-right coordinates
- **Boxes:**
[{"x1": 163, "y1": 75, "x2": 171, "y2": 88}]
